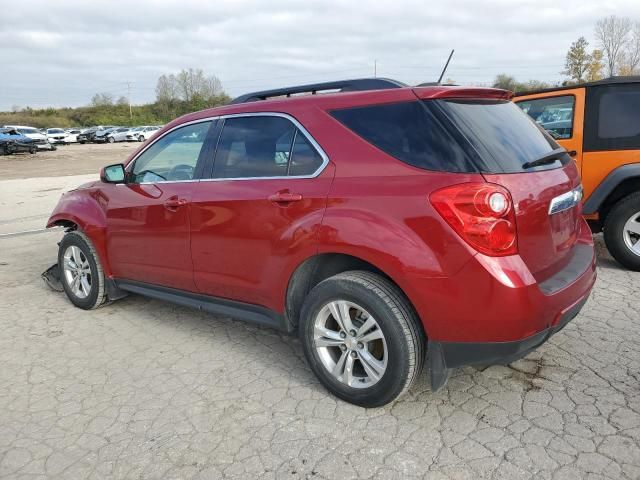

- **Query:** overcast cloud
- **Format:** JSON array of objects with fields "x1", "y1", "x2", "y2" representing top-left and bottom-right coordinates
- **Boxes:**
[{"x1": 1, "y1": 0, "x2": 639, "y2": 110}]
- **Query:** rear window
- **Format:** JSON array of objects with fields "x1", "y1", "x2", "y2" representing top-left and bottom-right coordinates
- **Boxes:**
[
  {"x1": 331, "y1": 99, "x2": 562, "y2": 174},
  {"x1": 439, "y1": 99, "x2": 561, "y2": 173}
]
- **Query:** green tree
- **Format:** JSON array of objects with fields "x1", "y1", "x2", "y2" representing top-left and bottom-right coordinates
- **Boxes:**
[
  {"x1": 492, "y1": 74, "x2": 519, "y2": 91},
  {"x1": 563, "y1": 37, "x2": 591, "y2": 83}
]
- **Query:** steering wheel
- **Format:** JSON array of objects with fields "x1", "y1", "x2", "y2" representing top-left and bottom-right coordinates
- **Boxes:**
[{"x1": 167, "y1": 164, "x2": 194, "y2": 181}]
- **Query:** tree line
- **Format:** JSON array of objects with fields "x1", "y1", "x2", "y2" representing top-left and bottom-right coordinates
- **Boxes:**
[
  {"x1": 1, "y1": 68, "x2": 230, "y2": 128},
  {"x1": 493, "y1": 15, "x2": 639, "y2": 93}
]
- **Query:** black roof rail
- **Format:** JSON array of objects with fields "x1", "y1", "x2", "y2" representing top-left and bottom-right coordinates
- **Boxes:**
[{"x1": 230, "y1": 78, "x2": 407, "y2": 104}]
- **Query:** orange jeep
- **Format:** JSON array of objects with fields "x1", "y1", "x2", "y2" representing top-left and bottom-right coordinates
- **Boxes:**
[{"x1": 515, "y1": 77, "x2": 640, "y2": 270}]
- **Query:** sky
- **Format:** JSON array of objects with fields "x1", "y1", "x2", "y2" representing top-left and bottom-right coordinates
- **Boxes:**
[{"x1": 1, "y1": 0, "x2": 639, "y2": 111}]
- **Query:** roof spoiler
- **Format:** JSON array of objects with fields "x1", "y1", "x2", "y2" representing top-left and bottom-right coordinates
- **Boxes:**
[{"x1": 230, "y1": 78, "x2": 407, "y2": 104}]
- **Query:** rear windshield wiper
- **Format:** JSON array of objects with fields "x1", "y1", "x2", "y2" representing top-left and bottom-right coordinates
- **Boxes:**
[{"x1": 522, "y1": 148, "x2": 568, "y2": 170}]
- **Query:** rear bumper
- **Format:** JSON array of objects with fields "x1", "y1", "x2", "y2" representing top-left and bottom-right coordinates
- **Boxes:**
[
  {"x1": 402, "y1": 217, "x2": 597, "y2": 390},
  {"x1": 427, "y1": 291, "x2": 590, "y2": 390}
]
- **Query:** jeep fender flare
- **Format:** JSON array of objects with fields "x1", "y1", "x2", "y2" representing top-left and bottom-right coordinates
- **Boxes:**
[{"x1": 583, "y1": 164, "x2": 640, "y2": 215}]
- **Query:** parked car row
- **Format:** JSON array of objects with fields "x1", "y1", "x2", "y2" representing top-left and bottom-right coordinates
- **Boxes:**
[
  {"x1": 0, "y1": 125, "x2": 164, "y2": 154},
  {"x1": 77, "y1": 125, "x2": 161, "y2": 144}
]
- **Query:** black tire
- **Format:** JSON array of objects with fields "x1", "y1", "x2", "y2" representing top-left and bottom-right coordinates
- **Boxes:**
[
  {"x1": 29, "y1": 147, "x2": 36, "y2": 154},
  {"x1": 299, "y1": 271, "x2": 425, "y2": 407},
  {"x1": 80, "y1": 141, "x2": 86, "y2": 144},
  {"x1": 108, "y1": 136, "x2": 115, "y2": 144},
  {"x1": 138, "y1": 135, "x2": 144, "y2": 142},
  {"x1": 50, "y1": 145, "x2": 57, "y2": 151},
  {"x1": 58, "y1": 231, "x2": 107, "y2": 309},
  {"x1": 604, "y1": 192, "x2": 640, "y2": 271}
]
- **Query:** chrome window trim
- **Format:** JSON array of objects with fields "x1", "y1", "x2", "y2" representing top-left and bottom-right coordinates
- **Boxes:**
[{"x1": 127, "y1": 112, "x2": 329, "y2": 185}]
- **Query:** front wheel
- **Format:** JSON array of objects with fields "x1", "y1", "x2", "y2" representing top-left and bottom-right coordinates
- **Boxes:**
[
  {"x1": 108, "y1": 136, "x2": 115, "y2": 144},
  {"x1": 58, "y1": 231, "x2": 107, "y2": 309},
  {"x1": 299, "y1": 271, "x2": 425, "y2": 407},
  {"x1": 138, "y1": 135, "x2": 144, "y2": 142},
  {"x1": 604, "y1": 192, "x2": 640, "y2": 271}
]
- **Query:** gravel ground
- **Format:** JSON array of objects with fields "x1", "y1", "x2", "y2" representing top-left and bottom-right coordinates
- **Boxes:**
[{"x1": 0, "y1": 147, "x2": 639, "y2": 479}]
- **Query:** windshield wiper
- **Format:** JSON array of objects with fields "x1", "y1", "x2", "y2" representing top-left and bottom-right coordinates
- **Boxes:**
[{"x1": 522, "y1": 148, "x2": 567, "y2": 170}]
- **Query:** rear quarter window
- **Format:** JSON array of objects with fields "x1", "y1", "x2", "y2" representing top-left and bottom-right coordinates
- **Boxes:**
[
  {"x1": 585, "y1": 84, "x2": 640, "y2": 151},
  {"x1": 330, "y1": 101, "x2": 478, "y2": 173}
]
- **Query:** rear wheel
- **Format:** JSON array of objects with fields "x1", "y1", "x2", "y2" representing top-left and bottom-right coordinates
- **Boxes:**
[
  {"x1": 299, "y1": 271, "x2": 425, "y2": 407},
  {"x1": 58, "y1": 231, "x2": 107, "y2": 309},
  {"x1": 604, "y1": 192, "x2": 640, "y2": 271}
]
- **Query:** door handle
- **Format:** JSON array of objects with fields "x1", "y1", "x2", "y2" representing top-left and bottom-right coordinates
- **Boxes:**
[
  {"x1": 164, "y1": 196, "x2": 188, "y2": 210},
  {"x1": 567, "y1": 150, "x2": 577, "y2": 157},
  {"x1": 268, "y1": 192, "x2": 303, "y2": 204}
]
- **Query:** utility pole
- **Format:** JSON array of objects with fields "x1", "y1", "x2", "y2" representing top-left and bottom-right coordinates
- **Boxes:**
[
  {"x1": 374, "y1": 60, "x2": 377, "y2": 78},
  {"x1": 126, "y1": 81, "x2": 132, "y2": 119}
]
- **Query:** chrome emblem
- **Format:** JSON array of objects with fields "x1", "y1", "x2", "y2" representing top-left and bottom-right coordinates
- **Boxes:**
[{"x1": 549, "y1": 186, "x2": 583, "y2": 215}]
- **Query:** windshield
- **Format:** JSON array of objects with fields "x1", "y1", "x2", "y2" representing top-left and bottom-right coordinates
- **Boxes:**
[
  {"x1": 18, "y1": 128, "x2": 38, "y2": 134},
  {"x1": 48, "y1": 129, "x2": 64, "y2": 134},
  {"x1": 433, "y1": 99, "x2": 564, "y2": 173}
]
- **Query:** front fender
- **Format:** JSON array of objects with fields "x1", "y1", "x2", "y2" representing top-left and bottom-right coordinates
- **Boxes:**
[{"x1": 47, "y1": 188, "x2": 111, "y2": 276}]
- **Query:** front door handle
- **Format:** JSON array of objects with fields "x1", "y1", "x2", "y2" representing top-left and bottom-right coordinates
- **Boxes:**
[
  {"x1": 567, "y1": 150, "x2": 577, "y2": 157},
  {"x1": 268, "y1": 192, "x2": 303, "y2": 204},
  {"x1": 164, "y1": 196, "x2": 188, "y2": 211}
]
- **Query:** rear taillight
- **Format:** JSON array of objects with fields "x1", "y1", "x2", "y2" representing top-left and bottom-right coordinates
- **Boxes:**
[{"x1": 430, "y1": 182, "x2": 518, "y2": 256}]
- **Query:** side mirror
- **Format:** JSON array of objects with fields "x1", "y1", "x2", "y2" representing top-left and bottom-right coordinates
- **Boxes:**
[{"x1": 100, "y1": 163, "x2": 126, "y2": 184}]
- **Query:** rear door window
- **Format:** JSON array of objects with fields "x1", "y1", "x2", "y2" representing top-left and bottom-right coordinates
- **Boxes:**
[
  {"x1": 516, "y1": 95, "x2": 575, "y2": 139},
  {"x1": 212, "y1": 116, "x2": 325, "y2": 178}
]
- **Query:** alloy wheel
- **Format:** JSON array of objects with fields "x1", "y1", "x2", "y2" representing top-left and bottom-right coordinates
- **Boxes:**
[
  {"x1": 62, "y1": 245, "x2": 92, "y2": 299},
  {"x1": 623, "y1": 211, "x2": 640, "y2": 256},
  {"x1": 313, "y1": 300, "x2": 388, "y2": 388}
]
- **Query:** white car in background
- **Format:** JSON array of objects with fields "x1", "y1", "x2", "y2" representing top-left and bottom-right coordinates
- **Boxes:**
[
  {"x1": 64, "y1": 129, "x2": 82, "y2": 143},
  {"x1": 126, "y1": 126, "x2": 160, "y2": 142},
  {"x1": 46, "y1": 128, "x2": 70, "y2": 145},
  {"x1": 4, "y1": 125, "x2": 55, "y2": 150},
  {"x1": 106, "y1": 127, "x2": 133, "y2": 143}
]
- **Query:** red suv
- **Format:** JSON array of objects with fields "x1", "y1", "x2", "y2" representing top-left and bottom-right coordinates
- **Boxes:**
[{"x1": 47, "y1": 78, "x2": 596, "y2": 407}]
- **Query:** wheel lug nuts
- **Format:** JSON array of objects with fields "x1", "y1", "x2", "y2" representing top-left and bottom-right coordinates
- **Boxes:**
[
  {"x1": 350, "y1": 351, "x2": 357, "y2": 358},
  {"x1": 349, "y1": 330, "x2": 356, "y2": 337},
  {"x1": 339, "y1": 331, "x2": 346, "y2": 339},
  {"x1": 340, "y1": 344, "x2": 347, "y2": 351},
  {"x1": 357, "y1": 342, "x2": 364, "y2": 349}
]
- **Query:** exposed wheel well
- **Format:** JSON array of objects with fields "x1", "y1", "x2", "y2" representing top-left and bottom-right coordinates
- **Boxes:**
[
  {"x1": 285, "y1": 253, "x2": 420, "y2": 332},
  {"x1": 51, "y1": 220, "x2": 78, "y2": 231},
  {"x1": 596, "y1": 177, "x2": 640, "y2": 232}
]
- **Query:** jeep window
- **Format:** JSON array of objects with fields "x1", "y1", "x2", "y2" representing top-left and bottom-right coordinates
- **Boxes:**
[
  {"x1": 213, "y1": 116, "x2": 321, "y2": 178},
  {"x1": 330, "y1": 101, "x2": 478, "y2": 173},
  {"x1": 516, "y1": 95, "x2": 575, "y2": 139},
  {"x1": 130, "y1": 121, "x2": 212, "y2": 183},
  {"x1": 598, "y1": 89, "x2": 640, "y2": 139}
]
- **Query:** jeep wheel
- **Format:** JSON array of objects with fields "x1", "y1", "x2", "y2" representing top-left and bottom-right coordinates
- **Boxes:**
[
  {"x1": 604, "y1": 192, "x2": 640, "y2": 271},
  {"x1": 299, "y1": 271, "x2": 425, "y2": 407},
  {"x1": 58, "y1": 231, "x2": 107, "y2": 309}
]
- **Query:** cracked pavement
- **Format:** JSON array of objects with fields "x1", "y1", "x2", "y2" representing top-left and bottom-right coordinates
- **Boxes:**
[{"x1": 0, "y1": 170, "x2": 639, "y2": 479}]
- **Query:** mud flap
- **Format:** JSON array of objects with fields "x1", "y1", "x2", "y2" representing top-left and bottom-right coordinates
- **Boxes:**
[
  {"x1": 42, "y1": 263, "x2": 64, "y2": 292},
  {"x1": 428, "y1": 340, "x2": 451, "y2": 392}
]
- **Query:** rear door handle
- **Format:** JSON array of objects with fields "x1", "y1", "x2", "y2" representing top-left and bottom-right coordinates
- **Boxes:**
[
  {"x1": 164, "y1": 196, "x2": 188, "y2": 210},
  {"x1": 268, "y1": 192, "x2": 303, "y2": 204}
]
